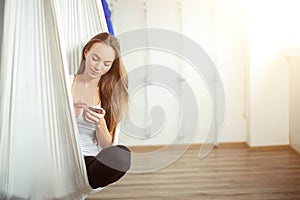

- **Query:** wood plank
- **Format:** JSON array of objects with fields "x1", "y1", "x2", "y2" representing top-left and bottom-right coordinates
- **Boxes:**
[{"x1": 87, "y1": 144, "x2": 300, "y2": 200}]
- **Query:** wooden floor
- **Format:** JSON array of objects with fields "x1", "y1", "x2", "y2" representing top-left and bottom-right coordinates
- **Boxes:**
[{"x1": 87, "y1": 144, "x2": 300, "y2": 200}]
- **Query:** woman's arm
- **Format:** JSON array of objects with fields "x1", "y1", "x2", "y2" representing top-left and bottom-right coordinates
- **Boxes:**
[{"x1": 95, "y1": 118, "x2": 113, "y2": 148}]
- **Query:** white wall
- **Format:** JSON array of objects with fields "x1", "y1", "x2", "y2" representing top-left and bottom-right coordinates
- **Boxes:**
[
  {"x1": 284, "y1": 0, "x2": 300, "y2": 153},
  {"x1": 109, "y1": 0, "x2": 298, "y2": 147},
  {"x1": 111, "y1": 0, "x2": 212, "y2": 146},
  {"x1": 214, "y1": 0, "x2": 248, "y2": 142},
  {"x1": 110, "y1": 0, "x2": 217, "y2": 146},
  {"x1": 289, "y1": 57, "x2": 300, "y2": 153},
  {"x1": 247, "y1": 0, "x2": 290, "y2": 146},
  {"x1": 180, "y1": 0, "x2": 218, "y2": 145},
  {"x1": 181, "y1": 0, "x2": 249, "y2": 143}
]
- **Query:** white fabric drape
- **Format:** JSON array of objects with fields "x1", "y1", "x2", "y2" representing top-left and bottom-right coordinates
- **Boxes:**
[
  {"x1": 59, "y1": 0, "x2": 108, "y2": 74},
  {"x1": 0, "y1": 0, "x2": 108, "y2": 199}
]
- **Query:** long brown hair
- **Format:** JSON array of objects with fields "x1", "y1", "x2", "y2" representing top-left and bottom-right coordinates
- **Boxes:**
[{"x1": 77, "y1": 32, "x2": 128, "y2": 142}]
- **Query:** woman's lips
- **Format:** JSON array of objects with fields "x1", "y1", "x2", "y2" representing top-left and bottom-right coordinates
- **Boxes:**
[{"x1": 91, "y1": 69, "x2": 99, "y2": 75}]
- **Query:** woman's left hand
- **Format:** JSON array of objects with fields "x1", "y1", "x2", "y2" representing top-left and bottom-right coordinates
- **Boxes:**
[{"x1": 82, "y1": 107, "x2": 106, "y2": 125}]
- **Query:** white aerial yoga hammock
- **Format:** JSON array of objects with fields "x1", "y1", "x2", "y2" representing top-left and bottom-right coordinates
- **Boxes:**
[
  {"x1": 58, "y1": 0, "x2": 108, "y2": 74},
  {"x1": 0, "y1": 0, "x2": 114, "y2": 199}
]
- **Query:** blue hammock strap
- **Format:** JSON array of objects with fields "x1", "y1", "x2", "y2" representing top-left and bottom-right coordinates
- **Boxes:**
[{"x1": 101, "y1": 0, "x2": 115, "y2": 35}]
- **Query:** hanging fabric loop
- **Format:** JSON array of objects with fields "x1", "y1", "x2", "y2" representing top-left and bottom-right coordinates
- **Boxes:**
[{"x1": 0, "y1": 0, "x2": 108, "y2": 199}]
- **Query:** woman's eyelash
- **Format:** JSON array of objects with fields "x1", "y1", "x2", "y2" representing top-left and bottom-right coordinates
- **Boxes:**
[
  {"x1": 91, "y1": 56, "x2": 111, "y2": 66},
  {"x1": 92, "y1": 57, "x2": 99, "y2": 61}
]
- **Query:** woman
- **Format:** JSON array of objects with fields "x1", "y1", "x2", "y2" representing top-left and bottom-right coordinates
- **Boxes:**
[{"x1": 71, "y1": 32, "x2": 131, "y2": 189}]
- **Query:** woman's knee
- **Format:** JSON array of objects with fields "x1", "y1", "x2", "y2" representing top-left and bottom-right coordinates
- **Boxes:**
[
  {"x1": 111, "y1": 145, "x2": 131, "y2": 171},
  {"x1": 96, "y1": 145, "x2": 131, "y2": 172}
]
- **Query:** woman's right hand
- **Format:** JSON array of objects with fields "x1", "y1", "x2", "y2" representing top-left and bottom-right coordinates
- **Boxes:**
[{"x1": 74, "y1": 101, "x2": 88, "y2": 118}]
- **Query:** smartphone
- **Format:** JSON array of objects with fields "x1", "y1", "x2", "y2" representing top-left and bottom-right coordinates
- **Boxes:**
[{"x1": 89, "y1": 107, "x2": 104, "y2": 114}]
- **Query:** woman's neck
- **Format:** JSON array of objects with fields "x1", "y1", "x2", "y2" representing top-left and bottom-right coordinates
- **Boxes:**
[{"x1": 76, "y1": 74, "x2": 99, "y2": 87}]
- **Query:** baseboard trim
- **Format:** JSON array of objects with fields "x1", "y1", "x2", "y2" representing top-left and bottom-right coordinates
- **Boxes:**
[
  {"x1": 246, "y1": 144, "x2": 291, "y2": 151},
  {"x1": 127, "y1": 142, "x2": 293, "y2": 152}
]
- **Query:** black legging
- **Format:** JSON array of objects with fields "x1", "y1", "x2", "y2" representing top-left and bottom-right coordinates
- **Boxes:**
[{"x1": 84, "y1": 145, "x2": 131, "y2": 189}]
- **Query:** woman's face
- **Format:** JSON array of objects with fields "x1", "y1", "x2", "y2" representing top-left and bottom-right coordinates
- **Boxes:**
[{"x1": 84, "y1": 42, "x2": 115, "y2": 79}]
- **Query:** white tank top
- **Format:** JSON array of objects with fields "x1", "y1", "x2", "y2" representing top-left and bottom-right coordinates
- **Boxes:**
[
  {"x1": 70, "y1": 75, "x2": 102, "y2": 156},
  {"x1": 77, "y1": 104, "x2": 102, "y2": 156}
]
